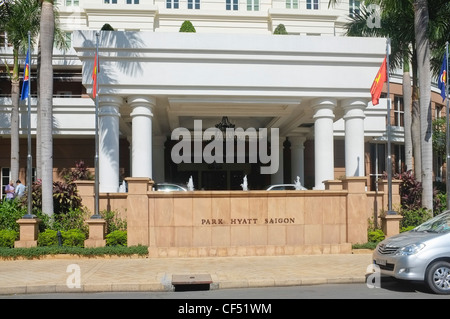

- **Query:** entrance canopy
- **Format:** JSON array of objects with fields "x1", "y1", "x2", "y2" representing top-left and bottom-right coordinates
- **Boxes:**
[
  {"x1": 73, "y1": 31, "x2": 386, "y2": 191},
  {"x1": 74, "y1": 31, "x2": 385, "y2": 136}
]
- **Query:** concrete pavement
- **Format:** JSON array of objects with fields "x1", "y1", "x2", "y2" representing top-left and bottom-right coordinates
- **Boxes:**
[{"x1": 0, "y1": 251, "x2": 374, "y2": 295}]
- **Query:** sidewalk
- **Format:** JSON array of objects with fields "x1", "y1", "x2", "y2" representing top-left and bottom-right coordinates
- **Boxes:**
[{"x1": 0, "y1": 252, "x2": 373, "y2": 295}]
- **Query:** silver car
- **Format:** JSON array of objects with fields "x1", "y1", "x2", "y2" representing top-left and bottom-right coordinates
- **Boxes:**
[
  {"x1": 153, "y1": 183, "x2": 188, "y2": 192},
  {"x1": 266, "y1": 184, "x2": 307, "y2": 191},
  {"x1": 372, "y1": 210, "x2": 450, "y2": 294}
]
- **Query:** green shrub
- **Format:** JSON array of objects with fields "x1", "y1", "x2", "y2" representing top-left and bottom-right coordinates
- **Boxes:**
[
  {"x1": 401, "y1": 225, "x2": 416, "y2": 233},
  {"x1": 38, "y1": 229, "x2": 58, "y2": 247},
  {"x1": 352, "y1": 242, "x2": 377, "y2": 250},
  {"x1": 0, "y1": 199, "x2": 27, "y2": 232},
  {"x1": 101, "y1": 23, "x2": 114, "y2": 31},
  {"x1": 52, "y1": 207, "x2": 89, "y2": 236},
  {"x1": 38, "y1": 229, "x2": 85, "y2": 247},
  {"x1": 180, "y1": 20, "x2": 196, "y2": 32},
  {"x1": 435, "y1": 192, "x2": 447, "y2": 214},
  {"x1": 274, "y1": 24, "x2": 288, "y2": 34},
  {"x1": 62, "y1": 229, "x2": 85, "y2": 247},
  {"x1": 400, "y1": 207, "x2": 432, "y2": 229},
  {"x1": 0, "y1": 229, "x2": 19, "y2": 248},
  {"x1": 0, "y1": 245, "x2": 149, "y2": 259},
  {"x1": 106, "y1": 230, "x2": 127, "y2": 246},
  {"x1": 368, "y1": 229, "x2": 385, "y2": 243},
  {"x1": 100, "y1": 209, "x2": 127, "y2": 233}
]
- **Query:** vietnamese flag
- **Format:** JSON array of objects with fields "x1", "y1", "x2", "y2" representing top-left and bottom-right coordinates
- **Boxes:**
[
  {"x1": 370, "y1": 56, "x2": 387, "y2": 106},
  {"x1": 92, "y1": 52, "x2": 98, "y2": 98}
]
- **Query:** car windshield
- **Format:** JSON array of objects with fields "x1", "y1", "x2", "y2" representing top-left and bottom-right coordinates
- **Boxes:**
[{"x1": 413, "y1": 212, "x2": 450, "y2": 233}]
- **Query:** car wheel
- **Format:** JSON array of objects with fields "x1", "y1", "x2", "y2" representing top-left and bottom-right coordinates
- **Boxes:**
[{"x1": 425, "y1": 261, "x2": 450, "y2": 294}]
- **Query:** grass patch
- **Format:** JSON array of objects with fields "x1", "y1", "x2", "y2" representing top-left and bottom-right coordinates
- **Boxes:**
[
  {"x1": 0, "y1": 245, "x2": 148, "y2": 260},
  {"x1": 352, "y1": 242, "x2": 377, "y2": 250}
]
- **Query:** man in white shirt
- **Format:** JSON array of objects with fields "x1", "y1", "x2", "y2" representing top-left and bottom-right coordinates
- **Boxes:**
[{"x1": 15, "y1": 180, "x2": 26, "y2": 198}]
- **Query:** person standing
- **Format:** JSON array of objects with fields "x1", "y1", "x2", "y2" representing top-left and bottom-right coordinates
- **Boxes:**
[
  {"x1": 15, "y1": 180, "x2": 26, "y2": 198},
  {"x1": 4, "y1": 180, "x2": 15, "y2": 200}
]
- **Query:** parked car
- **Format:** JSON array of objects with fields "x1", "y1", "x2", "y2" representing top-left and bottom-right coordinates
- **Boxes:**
[
  {"x1": 266, "y1": 184, "x2": 307, "y2": 191},
  {"x1": 372, "y1": 210, "x2": 450, "y2": 294},
  {"x1": 153, "y1": 183, "x2": 187, "y2": 192}
]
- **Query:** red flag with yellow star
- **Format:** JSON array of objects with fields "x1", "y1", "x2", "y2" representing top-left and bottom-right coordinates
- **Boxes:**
[{"x1": 370, "y1": 56, "x2": 387, "y2": 106}]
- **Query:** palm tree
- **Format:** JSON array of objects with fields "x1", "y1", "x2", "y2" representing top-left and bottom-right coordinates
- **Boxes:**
[
  {"x1": 35, "y1": 4, "x2": 67, "y2": 182},
  {"x1": 344, "y1": 0, "x2": 418, "y2": 177},
  {"x1": 413, "y1": 0, "x2": 450, "y2": 213},
  {"x1": 414, "y1": 0, "x2": 432, "y2": 213},
  {"x1": 39, "y1": 0, "x2": 54, "y2": 217},
  {"x1": 0, "y1": 0, "x2": 40, "y2": 183}
]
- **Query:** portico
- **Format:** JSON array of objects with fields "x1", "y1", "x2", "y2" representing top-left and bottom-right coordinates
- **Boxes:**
[{"x1": 73, "y1": 31, "x2": 386, "y2": 192}]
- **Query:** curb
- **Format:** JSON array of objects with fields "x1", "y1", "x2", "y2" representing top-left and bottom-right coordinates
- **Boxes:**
[
  {"x1": 0, "y1": 253, "x2": 374, "y2": 295},
  {"x1": 0, "y1": 276, "x2": 369, "y2": 295}
]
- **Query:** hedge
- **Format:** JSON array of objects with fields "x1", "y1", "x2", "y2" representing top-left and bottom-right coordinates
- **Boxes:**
[
  {"x1": 0, "y1": 245, "x2": 149, "y2": 259},
  {"x1": 0, "y1": 229, "x2": 19, "y2": 248}
]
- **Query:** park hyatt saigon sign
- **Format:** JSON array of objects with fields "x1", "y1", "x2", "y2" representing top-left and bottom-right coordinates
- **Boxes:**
[{"x1": 201, "y1": 218, "x2": 296, "y2": 225}]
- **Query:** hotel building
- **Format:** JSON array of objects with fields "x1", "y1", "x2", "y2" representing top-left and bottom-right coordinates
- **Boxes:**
[{"x1": 0, "y1": 0, "x2": 445, "y2": 196}]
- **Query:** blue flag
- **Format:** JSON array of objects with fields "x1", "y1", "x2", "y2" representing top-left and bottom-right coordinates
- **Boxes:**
[
  {"x1": 438, "y1": 52, "x2": 447, "y2": 102},
  {"x1": 20, "y1": 49, "x2": 30, "y2": 100}
]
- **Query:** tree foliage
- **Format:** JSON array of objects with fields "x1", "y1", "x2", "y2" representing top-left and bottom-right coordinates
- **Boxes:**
[
  {"x1": 179, "y1": 20, "x2": 196, "y2": 32},
  {"x1": 274, "y1": 24, "x2": 288, "y2": 35}
]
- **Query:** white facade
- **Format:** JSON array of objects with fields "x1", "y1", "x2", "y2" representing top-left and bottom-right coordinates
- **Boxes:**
[{"x1": 56, "y1": 0, "x2": 352, "y2": 35}]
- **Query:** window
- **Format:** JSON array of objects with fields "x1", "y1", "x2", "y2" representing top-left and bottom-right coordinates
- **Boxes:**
[
  {"x1": 126, "y1": 0, "x2": 140, "y2": 3},
  {"x1": 435, "y1": 103, "x2": 444, "y2": 119},
  {"x1": 349, "y1": 0, "x2": 360, "y2": 17},
  {"x1": 1, "y1": 168, "x2": 9, "y2": 200},
  {"x1": 56, "y1": 91, "x2": 73, "y2": 98},
  {"x1": 393, "y1": 144, "x2": 405, "y2": 175},
  {"x1": 104, "y1": 0, "x2": 118, "y2": 4},
  {"x1": 65, "y1": 0, "x2": 79, "y2": 5},
  {"x1": 0, "y1": 31, "x2": 8, "y2": 49},
  {"x1": 306, "y1": 0, "x2": 319, "y2": 10},
  {"x1": 226, "y1": 0, "x2": 239, "y2": 10},
  {"x1": 369, "y1": 144, "x2": 385, "y2": 191},
  {"x1": 188, "y1": 0, "x2": 200, "y2": 9},
  {"x1": 53, "y1": 32, "x2": 71, "y2": 49},
  {"x1": 64, "y1": 32, "x2": 72, "y2": 48},
  {"x1": 286, "y1": 0, "x2": 298, "y2": 9},
  {"x1": 393, "y1": 96, "x2": 404, "y2": 127},
  {"x1": 247, "y1": 0, "x2": 259, "y2": 11},
  {"x1": 167, "y1": 0, "x2": 179, "y2": 8}
]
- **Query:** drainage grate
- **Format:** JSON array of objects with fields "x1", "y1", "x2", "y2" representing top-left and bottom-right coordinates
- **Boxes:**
[{"x1": 172, "y1": 274, "x2": 212, "y2": 292}]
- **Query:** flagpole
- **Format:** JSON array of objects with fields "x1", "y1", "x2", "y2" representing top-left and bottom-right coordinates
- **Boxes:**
[
  {"x1": 445, "y1": 41, "x2": 449, "y2": 210},
  {"x1": 386, "y1": 37, "x2": 395, "y2": 214},
  {"x1": 92, "y1": 31, "x2": 100, "y2": 219},
  {"x1": 24, "y1": 31, "x2": 34, "y2": 219}
]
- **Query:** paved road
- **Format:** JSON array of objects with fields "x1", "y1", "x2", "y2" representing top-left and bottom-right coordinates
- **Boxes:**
[{"x1": 2, "y1": 278, "x2": 449, "y2": 299}]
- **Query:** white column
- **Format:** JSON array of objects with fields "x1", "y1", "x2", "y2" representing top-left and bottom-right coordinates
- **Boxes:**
[
  {"x1": 128, "y1": 96, "x2": 155, "y2": 179},
  {"x1": 342, "y1": 98, "x2": 367, "y2": 177},
  {"x1": 290, "y1": 136, "x2": 306, "y2": 185},
  {"x1": 271, "y1": 136, "x2": 285, "y2": 184},
  {"x1": 312, "y1": 98, "x2": 336, "y2": 190},
  {"x1": 99, "y1": 95, "x2": 123, "y2": 193}
]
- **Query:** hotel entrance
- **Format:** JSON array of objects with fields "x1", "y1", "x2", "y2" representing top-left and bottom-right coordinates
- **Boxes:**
[{"x1": 164, "y1": 139, "x2": 272, "y2": 190}]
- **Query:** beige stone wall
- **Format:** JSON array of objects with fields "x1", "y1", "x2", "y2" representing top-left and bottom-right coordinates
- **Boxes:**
[{"x1": 76, "y1": 176, "x2": 400, "y2": 257}]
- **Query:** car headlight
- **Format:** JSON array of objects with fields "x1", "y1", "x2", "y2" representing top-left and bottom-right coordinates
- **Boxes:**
[{"x1": 395, "y1": 243, "x2": 425, "y2": 256}]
